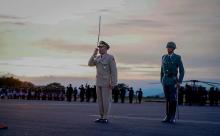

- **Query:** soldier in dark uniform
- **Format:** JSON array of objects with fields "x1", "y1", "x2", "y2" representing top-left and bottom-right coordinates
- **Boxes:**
[
  {"x1": 197, "y1": 86, "x2": 207, "y2": 106},
  {"x1": 79, "y1": 85, "x2": 85, "y2": 102},
  {"x1": 128, "y1": 87, "x2": 134, "y2": 104},
  {"x1": 120, "y1": 87, "x2": 126, "y2": 103},
  {"x1": 218, "y1": 88, "x2": 220, "y2": 105},
  {"x1": 214, "y1": 88, "x2": 219, "y2": 106},
  {"x1": 86, "y1": 84, "x2": 92, "y2": 102},
  {"x1": 27, "y1": 89, "x2": 31, "y2": 100},
  {"x1": 0, "y1": 87, "x2": 6, "y2": 99},
  {"x1": 185, "y1": 84, "x2": 192, "y2": 106},
  {"x1": 36, "y1": 88, "x2": 41, "y2": 100},
  {"x1": 198, "y1": 86, "x2": 203, "y2": 105},
  {"x1": 201, "y1": 87, "x2": 208, "y2": 106},
  {"x1": 92, "y1": 85, "x2": 97, "y2": 103},
  {"x1": 61, "y1": 88, "x2": 65, "y2": 101},
  {"x1": 137, "y1": 88, "x2": 143, "y2": 104},
  {"x1": 41, "y1": 88, "x2": 46, "y2": 100},
  {"x1": 209, "y1": 87, "x2": 215, "y2": 106},
  {"x1": 48, "y1": 88, "x2": 52, "y2": 101},
  {"x1": 113, "y1": 86, "x2": 119, "y2": 103},
  {"x1": 66, "y1": 84, "x2": 73, "y2": 102},
  {"x1": 161, "y1": 42, "x2": 185, "y2": 123},
  {"x1": 178, "y1": 86, "x2": 184, "y2": 105},
  {"x1": 73, "y1": 87, "x2": 78, "y2": 101}
]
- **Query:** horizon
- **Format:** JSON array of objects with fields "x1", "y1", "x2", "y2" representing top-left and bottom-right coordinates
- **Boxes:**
[
  {"x1": 1, "y1": 74, "x2": 220, "y2": 97},
  {"x1": 1, "y1": 0, "x2": 220, "y2": 96}
]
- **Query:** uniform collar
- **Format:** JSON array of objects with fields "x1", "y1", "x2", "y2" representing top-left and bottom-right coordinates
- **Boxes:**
[
  {"x1": 101, "y1": 53, "x2": 107, "y2": 57},
  {"x1": 100, "y1": 53, "x2": 108, "y2": 59},
  {"x1": 96, "y1": 53, "x2": 108, "y2": 62},
  {"x1": 168, "y1": 53, "x2": 174, "y2": 58}
]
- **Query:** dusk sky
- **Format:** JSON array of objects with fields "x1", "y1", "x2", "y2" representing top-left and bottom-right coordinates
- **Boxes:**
[{"x1": 0, "y1": 0, "x2": 220, "y2": 91}]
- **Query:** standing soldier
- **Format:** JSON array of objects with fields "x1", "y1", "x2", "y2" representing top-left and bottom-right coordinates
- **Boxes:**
[
  {"x1": 120, "y1": 87, "x2": 126, "y2": 103},
  {"x1": 88, "y1": 41, "x2": 117, "y2": 123},
  {"x1": 185, "y1": 84, "x2": 192, "y2": 106},
  {"x1": 178, "y1": 86, "x2": 184, "y2": 105},
  {"x1": 66, "y1": 84, "x2": 73, "y2": 102},
  {"x1": 136, "y1": 88, "x2": 143, "y2": 104},
  {"x1": 73, "y1": 87, "x2": 78, "y2": 102},
  {"x1": 214, "y1": 88, "x2": 219, "y2": 106},
  {"x1": 161, "y1": 41, "x2": 185, "y2": 124},
  {"x1": 86, "y1": 84, "x2": 92, "y2": 102},
  {"x1": 209, "y1": 87, "x2": 215, "y2": 106},
  {"x1": 128, "y1": 87, "x2": 134, "y2": 104},
  {"x1": 92, "y1": 85, "x2": 97, "y2": 103},
  {"x1": 79, "y1": 85, "x2": 85, "y2": 102},
  {"x1": 113, "y1": 86, "x2": 119, "y2": 103}
]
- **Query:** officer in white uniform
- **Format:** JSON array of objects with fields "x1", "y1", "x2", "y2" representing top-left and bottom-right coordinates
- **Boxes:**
[{"x1": 88, "y1": 41, "x2": 117, "y2": 123}]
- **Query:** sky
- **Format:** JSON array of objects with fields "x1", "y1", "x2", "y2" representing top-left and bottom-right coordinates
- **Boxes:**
[{"x1": 0, "y1": 0, "x2": 220, "y2": 94}]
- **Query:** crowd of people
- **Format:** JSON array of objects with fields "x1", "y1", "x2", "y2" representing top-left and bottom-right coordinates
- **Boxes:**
[
  {"x1": 178, "y1": 84, "x2": 220, "y2": 106},
  {"x1": 0, "y1": 83, "x2": 219, "y2": 106},
  {"x1": 0, "y1": 84, "x2": 144, "y2": 104}
]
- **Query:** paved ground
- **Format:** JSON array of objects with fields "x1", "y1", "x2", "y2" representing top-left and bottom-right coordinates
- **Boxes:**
[{"x1": 0, "y1": 99, "x2": 220, "y2": 136}]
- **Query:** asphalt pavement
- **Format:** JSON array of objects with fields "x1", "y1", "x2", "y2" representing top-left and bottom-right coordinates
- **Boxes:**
[{"x1": 0, "y1": 99, "x2": 220, "y2": 136}]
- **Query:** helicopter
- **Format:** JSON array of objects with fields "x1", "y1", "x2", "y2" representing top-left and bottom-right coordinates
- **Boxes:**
[
  {"x1": 182, "y1": 80, "x2": 220, "y2": 91},
  {"x1": 148, "y1": 80, "x2": 220, "y2": 91}
]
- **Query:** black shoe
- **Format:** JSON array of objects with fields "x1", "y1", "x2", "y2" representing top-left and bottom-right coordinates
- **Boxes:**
[
  {"x1": 101, "y1": 119, "x2": 109, "y2": 124},
  {"x1": 169, "y1": 117, "x2": 176, "y2": 124},
  {"x1": 94, "y1": 118, "x2": 103, "y2": 123},
  {"x1": 161, "y1": 116, "x2": 170, "y2": 123},
  {"x1": 169, "y1": 119, "x2": 176, "y2": 124}
]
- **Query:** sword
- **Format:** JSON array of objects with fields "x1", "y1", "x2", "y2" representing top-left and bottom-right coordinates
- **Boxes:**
[
  {"x1": 97, "y1": 16, "x2": 101, "y2": 47},
  {"x1": 176, "y1": 83, "x2": 180, "y2": 120}
]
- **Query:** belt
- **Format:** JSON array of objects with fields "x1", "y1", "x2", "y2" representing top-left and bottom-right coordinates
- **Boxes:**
[{"x1": 164, "y1": 73, "x2": 177, "y2": 78}]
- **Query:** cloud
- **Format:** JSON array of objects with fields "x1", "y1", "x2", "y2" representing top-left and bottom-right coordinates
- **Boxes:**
[
  {"x1": 34, "y1": 38, "x2": 94, "y2": 53},
  {"x1": 33, "y1": 37, "x2": 164, "y2": 66},
  {"x1": 89, "y1": 18, "x2": 169, "y2": 36},
  {"x1": 97, "y1": 9, "x2": 112, "y2": 13},
  {"x1": 0, "y1": 14, "x2": 28, "y2": 26},
  {"x1": 117, "y1": 63, "x2": 160, "y2": 80},
  {"x1": 17, "y1": 75, "x2": 95, "y2": 86},
  {"x1": 107, "y1": 19, "x2": 167, "y2": 28},
  {"x1": 161, "y1": 0, "x2": 220, "y2": 17},
  {"x1": 0, "y1": 0, "x2": 220, "y2": 82},
  {"x1": 0, "y1": 14, "x2": 26, "y2": 20},
  {"x1": 154, "y1": 0, "x2": 220, "y2": 30},
  {"x1": 0, "y1": 21, "x2": 27, "y2": 26},
  {"x1": 0, "y1": 62, "x2": 68, "y2": 70},
  {"x1": 0, "y1": 57, "x2": 95, "y2": 77}
]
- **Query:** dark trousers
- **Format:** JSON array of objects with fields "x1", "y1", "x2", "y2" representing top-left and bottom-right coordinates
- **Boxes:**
[
  {"x1": 163, "y1": 84, "x2": 177, "y2": 121},
  {"x1": 73, "y1": 95, "x2": 77, "y2": 101}
]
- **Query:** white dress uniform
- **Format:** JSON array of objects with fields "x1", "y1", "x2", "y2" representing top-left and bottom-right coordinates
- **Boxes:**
[{"x1": 88, "y1": 53, "x2": 117, "y2": 119}]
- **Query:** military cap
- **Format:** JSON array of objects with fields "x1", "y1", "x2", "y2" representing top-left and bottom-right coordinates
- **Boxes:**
[
  {"x1": 98, "y1": 41, "x2": 110, "y2": 49},
  {"x1": 166, "y1": 41, "x2": 176, "y2": 49}
]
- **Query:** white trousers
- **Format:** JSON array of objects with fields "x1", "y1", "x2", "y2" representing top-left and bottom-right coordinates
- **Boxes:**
[{"x1": 96, "y1": 86, "x2": 112, "y2": 119}]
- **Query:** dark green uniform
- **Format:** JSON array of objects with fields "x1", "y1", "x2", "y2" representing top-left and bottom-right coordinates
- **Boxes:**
[{"x1": 161, "y1": 53, "x2": 184, "y2": 123}]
